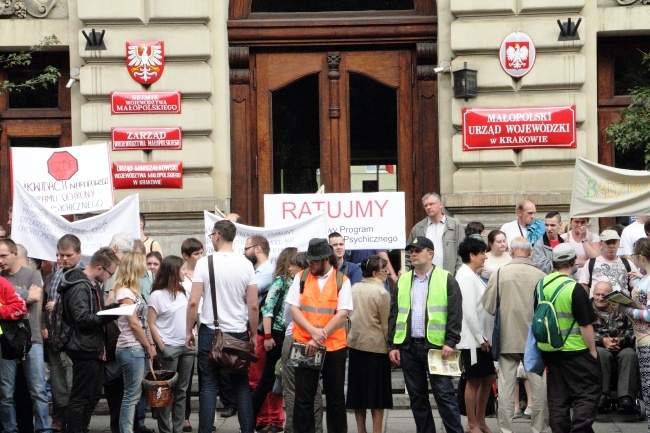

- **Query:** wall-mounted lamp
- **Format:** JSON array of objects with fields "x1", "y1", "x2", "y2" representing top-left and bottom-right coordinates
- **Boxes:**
[
  {"x1": 82, "y1": 29, "x2": 106, "y2": 51},
  {"x1": 66, "y1": 67, "x2": 81, "y2": 89},
  {"x1": 453, "y1": 62, "x2": 478, "y2": 101},
  {"x1": 557, "y1": 17, "x2": 581, "y2": 41}
]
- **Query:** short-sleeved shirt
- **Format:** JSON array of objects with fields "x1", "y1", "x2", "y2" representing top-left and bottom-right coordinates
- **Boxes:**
[
  {"x1": 148, "y1": 289, "x2": 189, "y2": 347},
  {"x1": 5, "y1": 267, "x2": 43, "y2": 344},
  {"x1": 578, "y1": 256, "x2": 637, "y2": 296},
  {"x1": 285, "y1": 267, "x2": 353, "y2": 313},
  {"x1": 261, "y1": 276, "x2": 292, "y2": 332},
  {"x1": 116, "y1": 288, "x2": 147, "y2": 348},
  {"x1": 193, "y1": 252, "x2": 257, "y2": 333}
]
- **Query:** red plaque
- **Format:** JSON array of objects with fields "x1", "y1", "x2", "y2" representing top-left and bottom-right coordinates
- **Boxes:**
[
  {"x1": 111, "y1": 91, "x2": 181, "y2": 114},
  {"x1": 47, "y1": 151, "x2": 78, "y2": 181},
  {"x1": 126, "y1": 41, "x2": 164, "y2": 85},
  {"x1": 499, "y1": 32, "x2": 536, "y2": 78},
  {"x1": 462, "y1": 105, "x2": 576, "y2": 151},
  {"x1": 112, "y1": 161, "x2": 183, "y2": 189},
  {"x1": 112, "y1": 128, "x2": 182, "y2": 151}
]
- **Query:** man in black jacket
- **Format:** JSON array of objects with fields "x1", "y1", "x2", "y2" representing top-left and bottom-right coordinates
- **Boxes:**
[{"x1": 60, "y1": 247, "x2": 120, "y2": 433}]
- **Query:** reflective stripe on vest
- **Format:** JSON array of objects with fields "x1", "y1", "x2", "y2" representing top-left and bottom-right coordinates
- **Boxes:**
[
  {"x1": 539, "y1": 273, "x2": 587, "y2": 352},
  {"x1": 393, "y1": 267, "x2": 449, "y2": 346},
  {"x1": 292, "y1": 269, "x2": 348, "y2": 351}
]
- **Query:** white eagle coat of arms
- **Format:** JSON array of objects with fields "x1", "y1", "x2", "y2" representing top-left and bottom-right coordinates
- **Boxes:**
[{"x1": 126, "y1": 41, "x2": 165, "y2": 85}]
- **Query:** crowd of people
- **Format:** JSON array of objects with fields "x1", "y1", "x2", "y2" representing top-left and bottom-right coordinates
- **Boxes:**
[{"x1": 0, "y1": 198, "x2": 650, "y2": 433}]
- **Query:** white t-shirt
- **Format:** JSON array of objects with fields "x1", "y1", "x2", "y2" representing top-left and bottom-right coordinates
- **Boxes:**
[
  {"x1": 500, "y1": 220, "x2": 527, "y2": 250},
  {"x1": 578, "y1": 255, "x2": 638, "y2": 296},
  {"x1": 425, "y1": 216, "x2": 446, "y2": 269},
  {"x1": 285, "y1": 268, "x2": 353, "y2": 312},
  {"x1": 620, "y1": 220, "x2": 646, "y2": 256},
  {"x1": 148, "y1": 289, "x2": 189, "y2": 347},
  {"x1": 193, "y1": 252, "x2": 257, "y2": 333},
  {"x1": 116, "y1": 288, "x2": 146, "y2": 348},
  {"x1": 561, "y1": 231, "x2": 600, "y2": 280}
]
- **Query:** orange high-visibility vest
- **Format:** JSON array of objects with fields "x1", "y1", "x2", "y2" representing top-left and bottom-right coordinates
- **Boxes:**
[{"x1": 292, "y1": 269, "x2": 348, "y2": 352}]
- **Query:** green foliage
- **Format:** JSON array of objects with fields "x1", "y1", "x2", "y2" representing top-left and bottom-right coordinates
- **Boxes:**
[
  {"x1": 0, "y1": 35, "x2": 61, "y2": 93},
  {"x1": 606, "y1": 52, "x2": 650, "y2": 170}
]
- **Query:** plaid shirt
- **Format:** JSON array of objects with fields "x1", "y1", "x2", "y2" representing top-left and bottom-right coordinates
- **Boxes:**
[
  {"x1": 410, "y1": 269, "x2": 433, "y2": 338},
  {"x1": 592, "y1": 300, "x2": 635, "y2": 349}
]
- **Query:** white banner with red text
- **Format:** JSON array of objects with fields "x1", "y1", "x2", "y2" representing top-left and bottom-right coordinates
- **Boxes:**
[
  {"x1": 11, "y1": 182, "x2": 140, "y2": 262},
  {"x1": 264, "y1": 192, "x2": 405, "y2": 249}
]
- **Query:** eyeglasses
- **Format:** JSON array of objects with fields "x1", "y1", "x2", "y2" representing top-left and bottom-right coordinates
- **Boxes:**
[
  {"x1": 102, "y1": 266, "x2": 115, "y2": 277},
  {"x1": 244, "y1": 245, "x2": 258, "y2": 251},
  {"x1": 378, "y1": 269, "x2": 390, "y2": 275},
  {"x1": 209, "y1": 232, "x2": 218, "y2": 238}
]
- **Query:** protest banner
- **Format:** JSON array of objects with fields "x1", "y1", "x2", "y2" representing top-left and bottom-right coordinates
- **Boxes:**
[
  {"x1": 11, "y1": 143, "x2": 114, "y2": 215},
  {"x1": 570, "y1": 157, "x2": 650, "y2": 217},
  {"x1": 11, "y1": 182, "x2": 140, "y2": 262},
  {"x1": 203, "y1": 211, "x2": 327, "y2": 265},
  {"x1": 264, "y1": 192, "x2": 405, "y2": 249}
]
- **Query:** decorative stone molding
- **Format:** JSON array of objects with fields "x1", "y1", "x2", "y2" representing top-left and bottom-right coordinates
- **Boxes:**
[
  {"x1": 617, "y1": 0, "x2": 650, "y2": 4},
  {"x1": 228, "y1": 46, "x2": 250, "y2": 85},
  {"x1": 416, "y1": 42, "x2": 438, "y2": 81},
  {"x1": 0, "y1": 0, "x2": 56, "y2": 18}
]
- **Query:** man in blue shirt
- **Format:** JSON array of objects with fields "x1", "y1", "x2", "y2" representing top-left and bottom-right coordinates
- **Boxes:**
[{"x1": 328, "y1": 232, "x2": 362, "y2": 285}]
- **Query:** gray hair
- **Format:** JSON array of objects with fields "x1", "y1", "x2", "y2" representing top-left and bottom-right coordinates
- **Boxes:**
[
  {"x1": 109, "y1": 233, "x2": 135, "y2": 253},
  {"x1": 422, "y1": 192, "x2": 442, "y2": 203},
  {"x1": 510, "y1": 236, "x2": 532, "y2": 253}
]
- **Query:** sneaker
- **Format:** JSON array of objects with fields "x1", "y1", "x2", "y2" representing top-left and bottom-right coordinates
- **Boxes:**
[
  {"x1": 523, "y1": 406, "x2": 532, "y2": 418},
  {"x1": 221, "y1": 407, "x2": 237, "y2": 418},
  {"x1": 513, "y1": 411, "x2": 522, "y2": 419}
]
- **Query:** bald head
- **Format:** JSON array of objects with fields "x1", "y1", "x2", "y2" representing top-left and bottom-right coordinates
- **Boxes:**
[
  {"x1": 593, "y1": 281, "x2": 613, "y2": 311},
  {"x1": 225, "y1": 213, "x2": 243, "y2": 224}
]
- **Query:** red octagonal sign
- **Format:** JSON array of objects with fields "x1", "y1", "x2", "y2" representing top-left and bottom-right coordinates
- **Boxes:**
[{"x1": 47, "y1": 151, "x2": 78, "y2": 181}]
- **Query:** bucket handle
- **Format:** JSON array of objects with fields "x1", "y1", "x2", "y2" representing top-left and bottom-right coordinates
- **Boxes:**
[{"x1": 149, "y1": 357, "x2": 156, "y2": 381}]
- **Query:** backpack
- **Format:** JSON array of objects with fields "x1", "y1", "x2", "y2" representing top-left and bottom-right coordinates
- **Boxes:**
[
  {"x1": 586, "y1": 257, "x2": 631, "y2": 289},
  {"x1": 532, "y1": 275, "x2": 576, "y2": 350},
  {"x1": 49, "y1": 293, "x2": 73, "y2": 353},
  {"x1": 0, "y1": 318, "x2": 32, "y2": 360}
]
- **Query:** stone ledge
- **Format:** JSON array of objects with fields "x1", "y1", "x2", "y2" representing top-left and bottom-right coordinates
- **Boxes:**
[{"x1": 444, "y1": 192, "x2": 573, "y2": 212}]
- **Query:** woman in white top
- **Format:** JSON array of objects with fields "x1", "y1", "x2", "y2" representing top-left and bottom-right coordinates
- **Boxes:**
[
  {"x1": 148, "y1": 256, "x2": 196, "y2": 433},
  {"x1": 561, "y1": 217, "x2": 600, "y2": 279},
  {"x1": 456, "y1": 235, "x2": 495, "y2": 433},
  {"x1": 115, "y1": 252, "x2": 156, "y2": 433},
  {"x1": 480, "y1": 230, "x2": 511, "y2": 282}
]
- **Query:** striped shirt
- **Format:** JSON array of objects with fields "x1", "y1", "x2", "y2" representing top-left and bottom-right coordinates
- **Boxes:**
[{"x1": 410, "y1": 268, "x2": 433, "y2": 338}]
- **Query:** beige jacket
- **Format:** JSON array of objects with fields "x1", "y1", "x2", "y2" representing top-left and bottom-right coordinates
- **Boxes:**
[
  {"x1": 481, "y1": 257, "x2": 546, "y2": 354},
  {"x1": 348, "y1": 278, "x2": 390, "y2": 354}
]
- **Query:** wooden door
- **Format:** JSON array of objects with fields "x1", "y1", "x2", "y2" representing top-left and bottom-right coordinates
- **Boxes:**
[{"x1": 253, "y1": 49, "x2": 413, "y2": 225}]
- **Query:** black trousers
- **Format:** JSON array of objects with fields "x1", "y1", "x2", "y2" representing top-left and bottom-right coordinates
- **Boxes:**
[
  {"x1": 293, "y1": 348, "x2": 347, "y2": 433},
  {"x1": 545, "y1": 351, "x2": 601, "y2": 433},
  {"x1": 67, "y1": 358, "x2": 104, "y2": 433},
  {"x1": 252, "y1": 330, "x2": 284, "y2": 420}
]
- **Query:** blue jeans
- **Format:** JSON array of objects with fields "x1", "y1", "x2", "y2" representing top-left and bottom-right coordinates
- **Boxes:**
[
  {"x1": 116, "y1": 346, "x2": 146, "y2": 433},
  {"x1": 400, "y1": 343, "x2": 463, "y2": 433},
  {"x1": 197, "y1": 325, "x2": 254, "y2": 433},
  {"x1": 0, "y1": 343, "x2": 51, "y2": 433}
]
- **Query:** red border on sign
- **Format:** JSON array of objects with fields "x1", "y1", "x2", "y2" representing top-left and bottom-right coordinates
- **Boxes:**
[
  {"x1": 462, "y1": 105, "x2": 576, "y2": 151},
  {"x1": 111, "y1": 91, "x2": 181, "y2": 114},
  {"x1": 111, "y1": 127, "x2": 182, "y2": 151}
]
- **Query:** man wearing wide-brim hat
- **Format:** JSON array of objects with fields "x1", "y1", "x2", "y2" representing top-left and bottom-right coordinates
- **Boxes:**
[{"x1": 286, "y1": 238, "x2": 353, "y2": 433}]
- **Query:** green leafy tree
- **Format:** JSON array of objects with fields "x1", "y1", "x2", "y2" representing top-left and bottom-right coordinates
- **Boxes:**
[
  {"x1": 0, "y1": 35, "x2": 61, "y2": 93},
  {"x1": 606, "y1": 52, "x2": 650, "y2": 170}
]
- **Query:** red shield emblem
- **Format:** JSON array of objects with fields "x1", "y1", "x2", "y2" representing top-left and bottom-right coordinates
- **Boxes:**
[{"x1": 126, "y1": 41, "x2": 164, "y2": 85}]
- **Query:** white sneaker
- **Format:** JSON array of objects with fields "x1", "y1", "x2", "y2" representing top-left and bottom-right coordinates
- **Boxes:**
[{"x1": 523, "y1": 406, "x2": 532, "y2": 418}]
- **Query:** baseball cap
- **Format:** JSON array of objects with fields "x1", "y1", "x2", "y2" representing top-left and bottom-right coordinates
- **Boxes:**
[
  {"x1": 552, "y1": 243, "x2": 576, "y2": 261},
  {"x1": 600, "y1": 229, "x2": 620, "y2": 242},
  {"x1": 405, "y1": 236, "x2": 434, "y2": 251}
]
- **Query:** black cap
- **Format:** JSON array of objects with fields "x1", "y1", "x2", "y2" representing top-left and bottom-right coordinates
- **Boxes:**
[
  {"x1": 305, "y1": 238, "x2": 334, "y2": 262},
  {"x1": 405, "y1": 236, "x2": 434, "y2": 251}
]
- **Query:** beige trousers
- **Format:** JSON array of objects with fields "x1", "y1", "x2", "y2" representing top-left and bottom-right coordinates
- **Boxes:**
[{"x1": 497, "y1": 353, "x2": 550, "y2": 433}]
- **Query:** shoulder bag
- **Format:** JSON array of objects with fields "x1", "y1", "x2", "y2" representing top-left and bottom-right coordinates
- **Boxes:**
[
  {"x1": 207, "y1": 255, "x2": 258, "y2": 375},
  {"x1": 490, "y1": 269, "x2": 501, "y2": 361}
]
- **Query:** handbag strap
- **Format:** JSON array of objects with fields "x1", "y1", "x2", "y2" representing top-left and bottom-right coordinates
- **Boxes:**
[
  {"x1": 496, "y1": 269, "x2": 500, "y2": 308},
  {"x1": 208, "y1": 255, "x2": 220, "y2": 328}
]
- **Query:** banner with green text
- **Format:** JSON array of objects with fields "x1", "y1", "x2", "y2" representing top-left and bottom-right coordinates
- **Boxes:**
[{"x1": 570, "y1": 158, "x2": 650, "y2": 217}]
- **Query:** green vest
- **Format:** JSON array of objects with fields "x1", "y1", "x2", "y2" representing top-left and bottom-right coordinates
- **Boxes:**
[
  {"x1": 393, "y1": 267, "x2": 449, "y2": 346},
  {"x1": 537, "y1": 272, "x2": 587, "y2": 352}
]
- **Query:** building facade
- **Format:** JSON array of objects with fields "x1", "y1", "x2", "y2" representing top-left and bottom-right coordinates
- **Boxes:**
[{"x1": 0, "y1": 0, "x2": 648, "y2": 254}]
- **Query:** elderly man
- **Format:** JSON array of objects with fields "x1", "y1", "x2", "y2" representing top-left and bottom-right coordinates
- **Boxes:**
[
  {"x1": 482, "y1": 237, "x2": 549, "y2": 433},
  {"x1": 405, "y1": 192, "x2": 464, "y2": 274},
  {"x1": 500, "y1": 199, "x2": 545, "y2": 247},
  {"x1": 592, "y1": 281, "x2": 638, "y2": 414},
  {"x1": 532, "y1": 211, "x2": 565, "y2": 274}
]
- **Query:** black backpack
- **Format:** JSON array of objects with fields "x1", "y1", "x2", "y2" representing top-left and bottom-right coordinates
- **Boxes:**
[{"x1": 0, "y1": 318, "x2": 32, "y2": 360}]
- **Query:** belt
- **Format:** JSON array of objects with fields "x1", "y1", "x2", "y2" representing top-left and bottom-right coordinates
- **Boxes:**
[{"x1": 411, "y1": 337, "x2": 426, "y2": 344}]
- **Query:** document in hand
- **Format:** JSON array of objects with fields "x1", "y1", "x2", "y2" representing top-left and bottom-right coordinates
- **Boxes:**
[
  {"x1": 428, "y1": 349, "x2": 462, "y2": 376},
  {"x1": 604, "y1": 291, "x2": 642, "y2": 309},
  {"x1": 97, "y1": 304, "x2": 137, "y2": 316}
]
